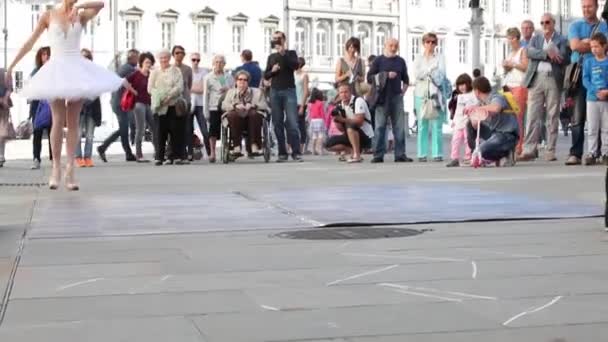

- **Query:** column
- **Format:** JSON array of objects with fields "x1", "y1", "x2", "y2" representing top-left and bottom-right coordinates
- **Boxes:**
[
  {"x1": 371, "y1": 21, "x2": 377, "y2": 56},
  {"x1": 331, "y1": 18, "x2": 338, "y2": 67},
  {"x1": 311, "y1": 17, "x2": 317, "y2": 67}
]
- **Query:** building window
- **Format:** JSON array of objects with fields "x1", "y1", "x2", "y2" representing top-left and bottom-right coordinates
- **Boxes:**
[
  {"x1": 458, "y1": 39, "x2": 468, "y2": 64},
  {"x1": 483, "y1": 39, "x2": 490, "y2": 64},
  {"x1": 410, "y1": 36, "x2": 421, "y2": 61},
  {"x1": 435, "y1": 0, "x2": 444, "y2": 8},
  {"x1": 562, "y1": 0, "x2": 570, "y2": 19},
  {"x1": 263, "y1": 26, "x2": 276, "y2": 55},
  {"x1": 315, "y1": 22, "x2": 330, "y2": 58},
  {"x1": 357, "y1": 23, "x2": 372, "y2": 58},
  {"x1": 458, "y1": 0, "x2": 466, "y2": 9},
  {"x1": 161, "y1": 22, "x2": 175, "y2": 50},
  {"x1": 501, "y1": 0, "x2": 510, "y2": 13},
  {"x1": 125, "y1": 20, "x2": 139, "y2": 49},
  {"x1": 410, "y1": 0, "x2": 420, "y2": 6},
  {"x1": 523, "y1": 0, "x2": 530, "y2": 14},
  {"x1": 436, "y1": 37, "x2": 445, "y2": 55},
  {"x1": 295, "y1": 20, "x2": 310, "y2": 57},
  {"x1": 375, "y1": 26, "x2": 387, "y2": 55},
  {"x1": 195, "y1": 22, "x2": 211, "y2": 54},
  {"x1": 31, "y1": 4, "x2": 41, "y2": 31},
  {"x1": 501, "y1": 41, "x2": 509, "y2": 61},
  {"x1": 481, "y1": 0, "x2": 488, "y2": 8},
  {"x1": 336, "y1": 22, "x2": 351, "y2": 56},
  {"x1": 232, "y1": 25, "x2": 244, "y2": 53},
  {"x1": 544, "y1": 0, "x2": 551, "y2": 13}
]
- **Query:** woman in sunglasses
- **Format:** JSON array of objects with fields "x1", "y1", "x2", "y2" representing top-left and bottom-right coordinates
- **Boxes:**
[
  {"x1": 221, "y1": 70, "x2": 267, "y2": 157},
  {"x1": 414, "y1": 32, "x2": 448, "y2": 163}
]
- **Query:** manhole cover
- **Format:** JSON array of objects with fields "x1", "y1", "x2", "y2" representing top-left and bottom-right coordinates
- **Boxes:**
[{"x1": 275, "y1": 227, "x2": 427, "y2": 240}]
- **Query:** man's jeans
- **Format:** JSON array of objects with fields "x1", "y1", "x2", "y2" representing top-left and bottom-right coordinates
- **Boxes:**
[
  {"x1": 373, "y1": 95, "x2": 406, "y2": 160},
  {"x1": 570, "y1": 85, "x2": 589, "y2": 159},
  {"x1": 75, "y1": 114, "x2": 96, "y2": 159},
  {"x1": 270, "y1": 88, "x2": 300, "y2": 156},
  {"x1": 100, "y1": 103, "x2": 134, "y2": 157},
  {"x1": 466, "y1": 122, "x2": 517, "y2": 161}
]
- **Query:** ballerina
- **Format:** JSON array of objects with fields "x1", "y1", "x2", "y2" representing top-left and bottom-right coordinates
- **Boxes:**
[{"x1": 6, "y1": 0, "x2": 136, "y2": 190}]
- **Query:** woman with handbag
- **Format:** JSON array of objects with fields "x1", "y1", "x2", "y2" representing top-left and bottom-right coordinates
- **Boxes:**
[
  {"x1": 30, "y1": 46, "x2": 52, "y2": 170},
  {"x1": 126, "y1": 52, "x2": 156, "y2": 163},
  {"x1": 0, "y1": 67, "x2": 13, "y2": 167},
  {"x1": 334, "y1": 37, "x2": 366, "y2": 97},
  {"x1": 501, "y1": 27, "x2": 528, "y2": 156},
  {"x1": 414, "y1": 32, "x2": 447, "y2": 162},
  {"x1": 148, "y1": 49, "x2": 184, "y2": 166}
]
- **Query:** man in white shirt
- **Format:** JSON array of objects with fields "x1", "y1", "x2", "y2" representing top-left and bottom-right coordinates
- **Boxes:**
[
  {"x1": 325, "y1": 83, "x2": 375, "y2": 163},
  {"x1": 190, "y1": 52, "x2": 211, "y2": 157}
]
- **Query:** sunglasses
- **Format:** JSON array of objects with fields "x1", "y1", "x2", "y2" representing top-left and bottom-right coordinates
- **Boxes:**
[
  {"x1": 191, "y1": 59, "x2": 200, "y2": 62},
  {"x1": 237, "y1": 78, "x2": 249, "y2": 82},
  {"x1": 540, "y1": 20, "x2": 552, "y2": 25},
  {"x1": 425, "y1": 40, "x2": 437, "y2": 45}
]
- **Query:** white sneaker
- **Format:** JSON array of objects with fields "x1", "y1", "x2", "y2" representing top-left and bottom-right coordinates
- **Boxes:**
[{"x1": 31, "y1": 159, "x2": 41, "y2": 170}]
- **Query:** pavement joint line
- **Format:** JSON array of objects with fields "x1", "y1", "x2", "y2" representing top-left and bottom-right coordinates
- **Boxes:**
[
  {"x1": 378, "y1": 283, "x2": 498, "y2": 301},
  {"x1": 260, "y1": 305, "x2": 281, "y2": 311},
  {"x1": 342, "y1": 252, "x2": 466, "y2": 262},
  {"x1": 326, "y1": 265, "x2": 399, "y2": 286},
  {"x1": 56, "y1": 278, "x2": 105, "y2": 292},
  {"x1": 502, "y1": 296, "x2": 564, "y2": 326},
  {"x1": 232, "y1": 190, "x2": 325, "y2": 227},
  {"x1": 0, "y1": 194, "x2": 39, "y2": 328}
]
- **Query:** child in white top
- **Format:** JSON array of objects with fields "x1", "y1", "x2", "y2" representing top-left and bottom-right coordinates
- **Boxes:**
[{"x1": 447, "y1": 73, "x2": 478, "y2": 167}]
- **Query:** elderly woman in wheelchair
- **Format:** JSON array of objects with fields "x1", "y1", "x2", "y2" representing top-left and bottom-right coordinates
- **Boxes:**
[{"x1": 221, "y1": 70, "x2": 268, "y2": 158}]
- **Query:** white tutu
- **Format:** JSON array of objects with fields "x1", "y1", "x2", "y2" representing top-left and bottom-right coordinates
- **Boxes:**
[
  {"x1": 20, "y1": 20, "x2": 123, "y2": 101},
  {"x1": 21, "y1": 55, "x2": 123, "y2": 101}
]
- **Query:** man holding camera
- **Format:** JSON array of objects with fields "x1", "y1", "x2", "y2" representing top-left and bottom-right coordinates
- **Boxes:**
[
  {"x1": 325, "y1": 83, "x2": 374, "y2": 163},
  {"x1": 264, "y1": 31, "x2": 302, "y2": 162}
]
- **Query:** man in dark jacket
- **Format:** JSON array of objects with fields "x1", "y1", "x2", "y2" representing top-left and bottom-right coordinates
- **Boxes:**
[
  {"x1": 263, "y1": 31, "x2": 302, "y2": 162},
  {"x1": 97, "y1": 49, "x2": 139, "y2": 162},
  {"x1": 367, "y1": 38, "x2": 413, "y2": 163}
]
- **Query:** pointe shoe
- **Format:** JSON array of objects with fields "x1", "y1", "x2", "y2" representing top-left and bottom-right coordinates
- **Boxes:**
[
  {"x1": 49, "y1": 167, "x2": 61, "y2": 190},
  {"x1": 64, "y1": 166, "x2": 80, "y2": 191}
]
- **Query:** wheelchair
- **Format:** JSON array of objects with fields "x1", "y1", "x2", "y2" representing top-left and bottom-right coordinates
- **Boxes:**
[{"x1": 220, "y1": 110, "x2": 273, "y2": 164}]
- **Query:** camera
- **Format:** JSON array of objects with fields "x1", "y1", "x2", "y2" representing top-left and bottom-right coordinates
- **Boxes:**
[
  {"x1": 270, "y1": 37, "x2": 283, "y2": 49},
  {"x1": 331, "y1": 106, "x2": 346, "y2": 118}
]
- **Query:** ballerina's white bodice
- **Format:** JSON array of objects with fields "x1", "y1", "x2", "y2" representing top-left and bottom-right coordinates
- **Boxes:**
[{"x1": 48, "y1": 20, "x2": 82, "y2": 57}]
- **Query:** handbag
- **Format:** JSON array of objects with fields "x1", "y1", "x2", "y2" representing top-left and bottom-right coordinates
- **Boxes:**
[
  {"x1": 120, "y1": 89, "x2": 135, "y2": 112},
  {"x1": 16, "y1": 120, "x2": 33, "y2": 139},
  {"x1": 564, "y1": 23, "x2": 600, "y2": 92},
  {"x1": 174, "y1": 97, "x2": 188, "y2": 117},
  {"x1": 0, "y1": 114, "x2": 16, "y2": 140},
  {"x1": 33, "y1": 100, "x2": 52, "y2": 130},
  {"x1": 421, "y1": 78, "x2": 439, "y2": 120}
]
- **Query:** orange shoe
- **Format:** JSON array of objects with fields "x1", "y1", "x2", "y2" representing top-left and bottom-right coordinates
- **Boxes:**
[
  {"x1": 76, "y1": 158, "x2": 86, "y2": 168},
  {"x1": 84, "y1": 158, "x2": 94, "y2": 167}
]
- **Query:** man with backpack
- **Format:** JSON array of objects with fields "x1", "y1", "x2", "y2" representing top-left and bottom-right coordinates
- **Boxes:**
[{"x1": 325, "y1": 83, "x2": 374, "y2": 163}]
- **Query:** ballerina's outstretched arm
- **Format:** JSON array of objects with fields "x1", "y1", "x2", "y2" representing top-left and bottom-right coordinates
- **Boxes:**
[
  {"x1": 6, "y1": 12, "x2": 50, "y2": 83},
  {"x1": 72, "y1": 1, "x2": 105, "y2": 25}
]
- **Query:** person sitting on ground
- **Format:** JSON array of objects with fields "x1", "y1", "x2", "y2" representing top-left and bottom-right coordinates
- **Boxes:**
[
  {"x1": 325, "y1": 83, "x2": 374, "y2": 163},
  {"x1": 221, "y1": 70, "x2": 267, "y2": 156},
  {"x1": 463, "y1": 76, "x2": 519, "y2": 167}
]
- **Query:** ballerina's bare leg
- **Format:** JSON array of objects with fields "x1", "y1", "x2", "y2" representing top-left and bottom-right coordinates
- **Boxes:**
[
  {"x1": 65, "y1": 100, "x2": 83, "y2": 190},
  {"x1": 49, "y1": 99, "x2": 67, "y2": 189}
]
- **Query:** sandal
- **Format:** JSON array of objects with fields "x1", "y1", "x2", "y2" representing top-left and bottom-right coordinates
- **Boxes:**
[
  {"x1": 339, "y1": 155, "x2": 347, "y2": 162},
  {"x1": 347, "y1": 157, "x2": 363, "y2": 163}
]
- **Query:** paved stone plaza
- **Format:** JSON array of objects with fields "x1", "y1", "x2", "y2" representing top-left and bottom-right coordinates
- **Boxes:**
[{"x1": 0, "y1": 136, "x2": 607, "y2": 341}]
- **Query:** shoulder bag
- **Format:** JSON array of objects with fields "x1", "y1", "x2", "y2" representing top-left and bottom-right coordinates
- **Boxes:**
[{"x1": 564, "y1": 23, "x2": 600, "y2": 93}]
